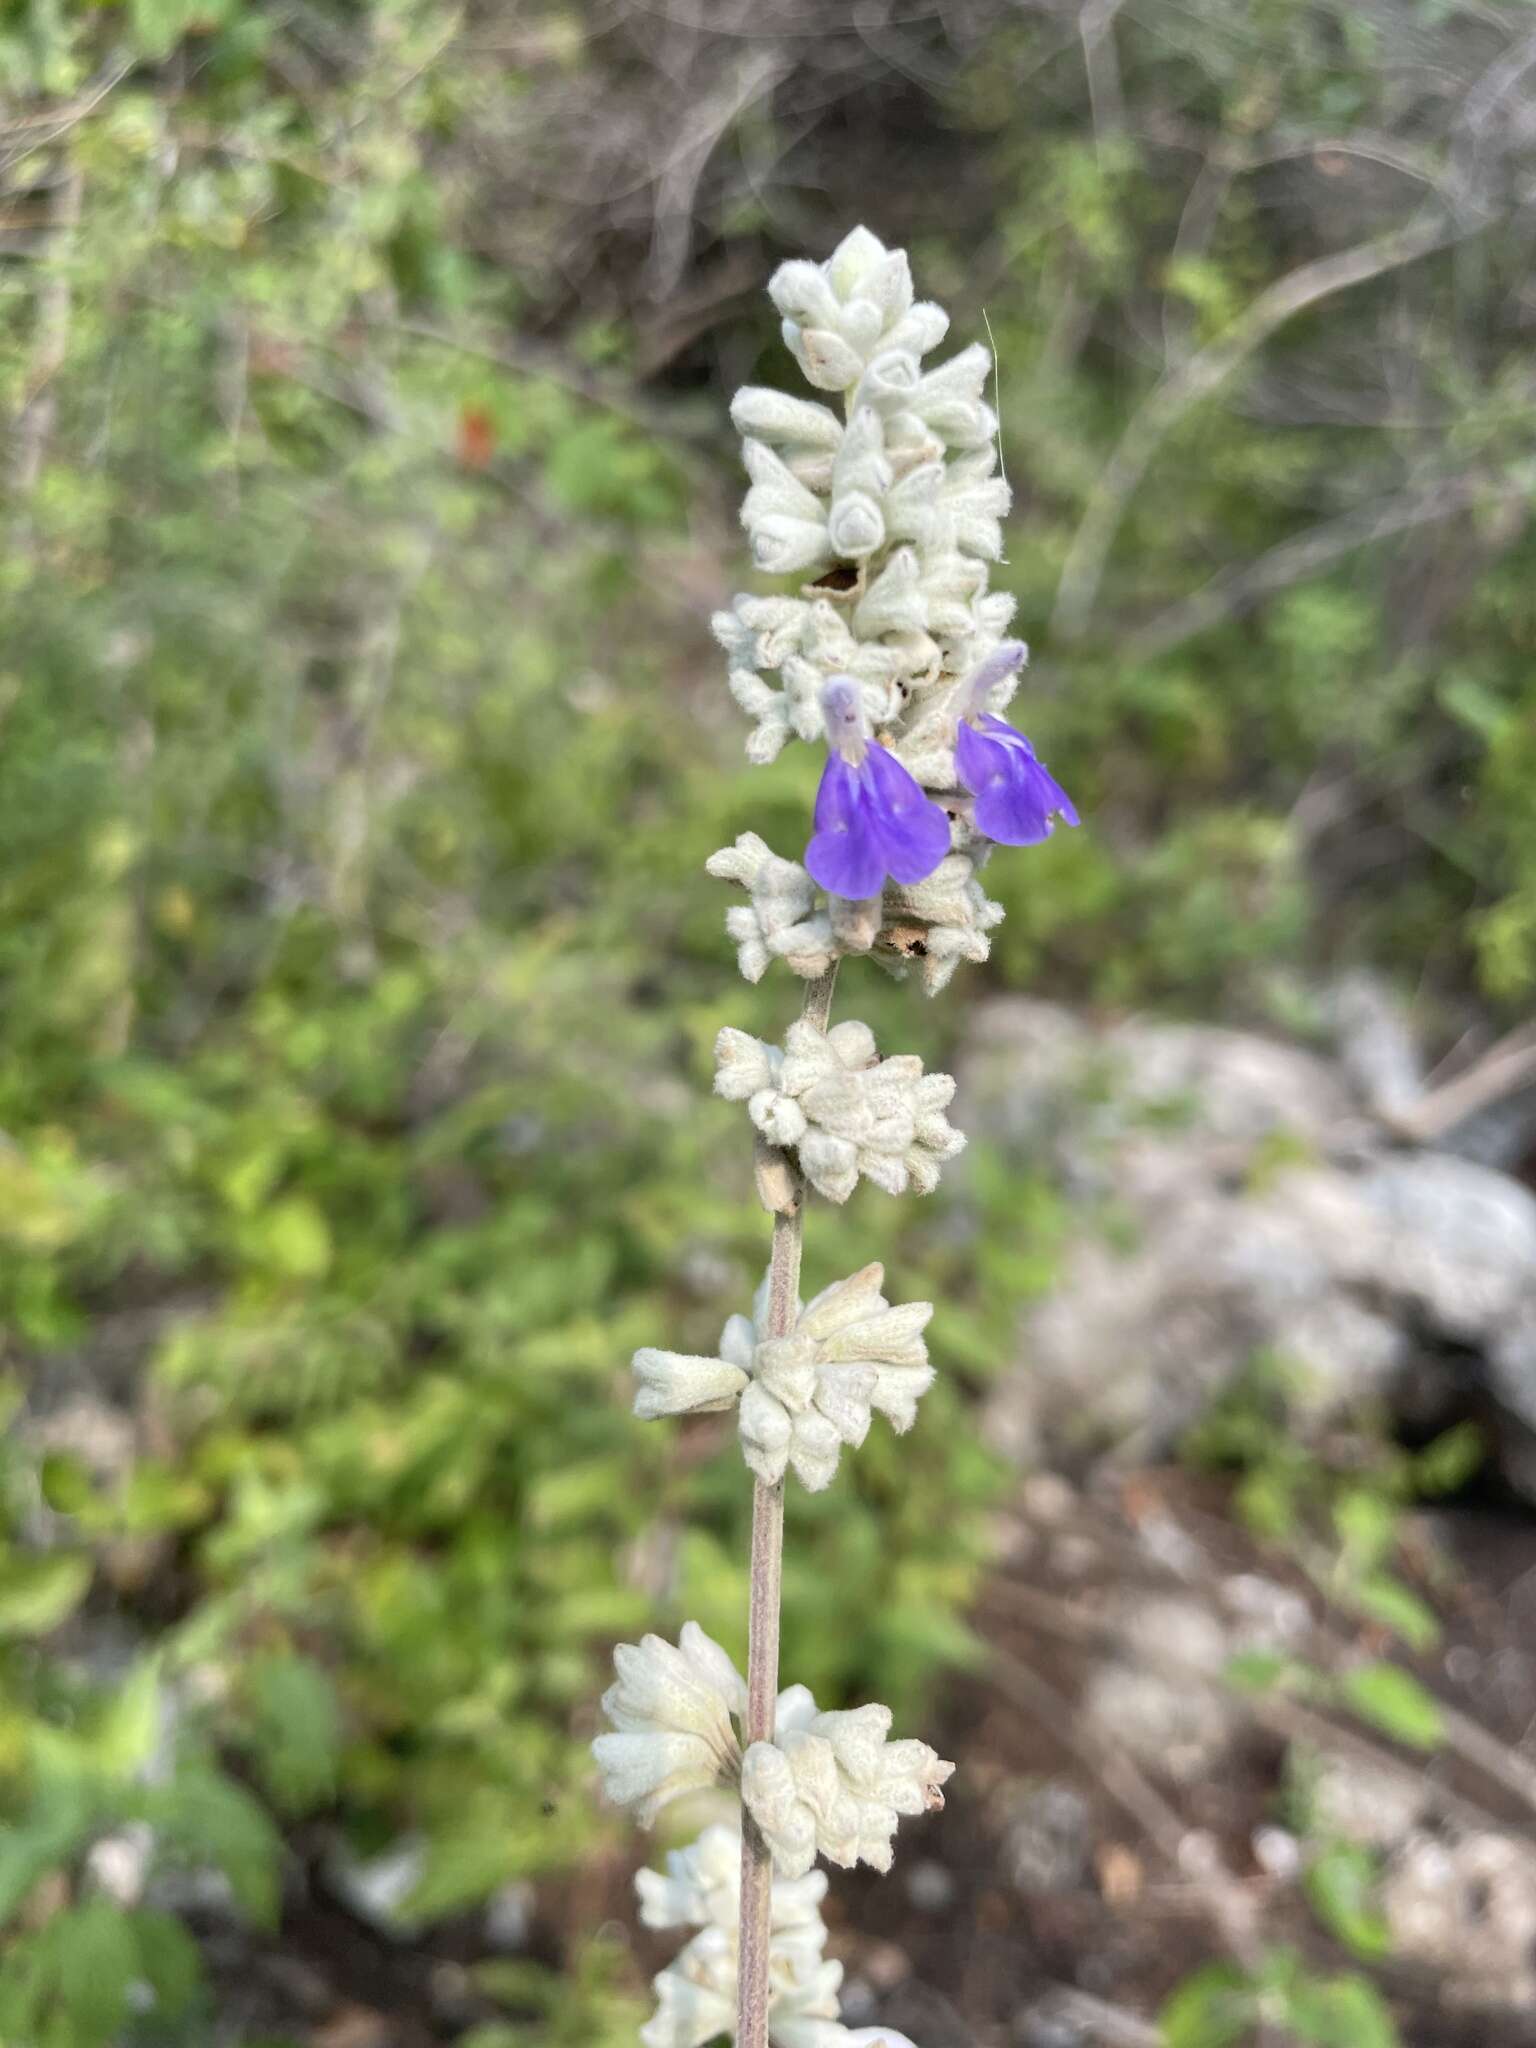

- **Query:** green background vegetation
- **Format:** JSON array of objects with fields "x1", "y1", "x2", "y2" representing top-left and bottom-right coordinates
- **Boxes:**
[{"x1": 2, "y1": 0, "x2": 1533, "y2": 2040}]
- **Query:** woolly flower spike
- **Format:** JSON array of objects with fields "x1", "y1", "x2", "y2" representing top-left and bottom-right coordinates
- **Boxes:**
[
  {"x1": 630, "y1": 1263, "x2": 935, "y2": 1493},
  {"x1": 591, "y1": 1624, "x2": 746, "y2": 1826},
  {"x1": 638, "y1": 1825, "x2": 845, "y2": 2048},
  {"x1": 806, "y1": 678, "x2": 950, "y2": 902},
  {"x1": 741, "y1": 1696, "x2": 955, "y2": 1879},
  {"x1": 646, "y1": 1841, "x2": 845, "y2": 2048},
  {"x1": 954, "y1": 641, "x2": 1079, "y2": 847},
  {"x1": 595, "y1": 1632, "x2": 947, "y2": 1879},
  {"x1": 714, "y1": 1017, "x2": 965, "y2": 1202}
]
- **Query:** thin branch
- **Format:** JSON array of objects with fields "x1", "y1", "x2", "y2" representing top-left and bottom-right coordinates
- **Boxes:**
[
  {"x1": 988, "y1": 1574, "x2": 1527, "y2": 1840},
  {"x1": 1398, "y1": 1020, "x2": 1536, "y2": 1142},
  {"x1": 1029, "y1": 1986, "x2": 1163, "y2": 2048},
  {"x1": 1051, "y1": 203, "x2": 1468, "y2": 639},
  {"x1": 1160, "y1": 150, "x2": 1237, "y2": 366},
  {"x1": 1125, "y1": 464, "x2": 1533, "y2": 659},
  {"x1": 644, "y1": 46, "x2": 790, "y2": 303},
  {"x1": 9, "y1": 159, "x2": 83, "y2": 545},
  {"x1": 988, "y1": 1644, "x2": 1268, "y2": 1969},
  {"x1": 1080, "y1": 0, "x2": 1127, "y2": 147},
  {"x1": 0, "y1": 64, "x2": 130, "y2": 169}
]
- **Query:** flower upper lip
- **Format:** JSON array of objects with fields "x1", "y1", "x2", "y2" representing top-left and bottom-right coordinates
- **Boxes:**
[
  {"x1": 957, "y1": 637, "x2": 1029, "y2": 723},
  {"x1": 820, "y1": 674, "x2": 868, "y2": 765}
]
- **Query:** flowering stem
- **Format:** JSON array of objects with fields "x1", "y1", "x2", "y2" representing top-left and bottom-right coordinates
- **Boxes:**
[{"x1": 736, "y1": 960, "x2": 838, "y2": 2048}]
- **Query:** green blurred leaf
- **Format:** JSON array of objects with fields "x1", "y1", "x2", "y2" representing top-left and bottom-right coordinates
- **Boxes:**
[
  {"x1": 1223, "y1": 1649, "x2": 1293, "y2": 1693},
  {"x1": 1332, "y1": 1489, "x2": 1396, "y2": 1573},
  {"x1": 1339, "y1": 1664, "x2": 1445, "y2": 1751},
  {"x1": 0, "y1": 1550, "x2": 91, "y2": 1638},
  {"x1": 6, "y1": 1897, "x2": 139, "y2": 2043},
  {"x1": 243, "y1": 1653, "x2": 343, "y2": 1814},
  {"x1": 1235, "y1": 1466, "x2": 1297, "y2": 1542},
  {"x1": 145, "y1": 1768, "x2": 283, "y2": 1927},
  {"x1": 1412, "y1": 1423, "x2": 1484, "y2": 1496},
  {"x1": 0, "y1": 1787, "x2": 95, "y2": 1922},
  {"x1": 39, "y1": 1450, "x2": 94, "y2": 1516},
  {"x1": 1304, "y1": 1842, "x2": 1391, "y2": 1960},
  {"x1": 1285, "y1": 1971, "x2": 1399, "y2": 2047},
  {"x1": 408, "y1": 1820, "x2": 535, "y2": 1922},
  {"x1": 1349, "y1": 1573, "x2": 1440, "y2": 1653},
  {"x1": 130, "y1": 1907, "x2": 203, "y2": 2021},
  {"x1": 243, "y1": 1196, "x2": 333, "y2": 1279},
  {"x1": 1159, "y1": 1961, "x2": 1257, "y2": 2048},
  {"x1": 89, "y1": 1657, "x2": 162, "y2": 1777}
]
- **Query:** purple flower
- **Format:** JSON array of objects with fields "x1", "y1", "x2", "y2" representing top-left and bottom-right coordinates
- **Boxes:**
[
  {"x1": 953, "y1": 643, "x2": 1078, "y2": 846},
  {"x1": 805, "y1": 677, "x2": 951, "y2": 900}
]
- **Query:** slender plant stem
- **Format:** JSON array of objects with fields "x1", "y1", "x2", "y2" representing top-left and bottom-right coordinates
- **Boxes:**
[{"x1": 736, "y1": 961, "x2": 838, "y2": 2048}]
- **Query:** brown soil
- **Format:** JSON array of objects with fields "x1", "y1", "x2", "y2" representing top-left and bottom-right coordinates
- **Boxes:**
[{"x1": 210, "y1": 1466, "x2": 1536, "y2": 2048}]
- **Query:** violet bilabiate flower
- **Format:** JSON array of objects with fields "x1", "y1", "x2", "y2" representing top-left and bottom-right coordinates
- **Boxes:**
[
  {"x1": 953, "y1": 641, "x2": 1079, "y2": 846},
  {"x1": 804, "y1": 677, "x2": 951, "y2": 900}
]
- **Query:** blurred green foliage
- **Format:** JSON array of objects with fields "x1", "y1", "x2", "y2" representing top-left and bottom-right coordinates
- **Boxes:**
[
  {"x1": 0, "y1": 6, "x2": 1017, "y2": 2039},
  {"x1": 1161, "y1": 1947, "x2": 1399, "y2": 2048},
  {"x1": 1184, "y1": 1352, "x2": 1481, "y2": 1653},
  {"x1": 2, "y1": 0, "x2": 1534, "y2": 2039}
]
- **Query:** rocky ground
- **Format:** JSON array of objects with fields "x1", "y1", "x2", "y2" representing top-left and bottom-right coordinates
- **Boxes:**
[
  {"x1": 196, "y1": 1450, "x2": 1536, "y2": 2048},
  {"x1": 957, "y1": 981, "x2": 1536, "y2": 1497},
  {"x1": 816, "y1": 980, "x2": 1536, "y2": 2047},
  {"x1": 834, "y1": 1466, "x2": 1536, "y2": 2048}
]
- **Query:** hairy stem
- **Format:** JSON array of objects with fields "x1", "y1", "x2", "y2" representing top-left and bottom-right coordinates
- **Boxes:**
[{"x1": 736, "y1": 961, "x2": 838, "y2": 2048}]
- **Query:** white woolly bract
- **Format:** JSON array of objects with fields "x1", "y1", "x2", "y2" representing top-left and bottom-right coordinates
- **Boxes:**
[
  {"x1": 707, "y1": 834, "x2": 838, "y2": 982},
  {"x1": 740, "y1": 1699, "x2": 955, "y2": 1879},
  {"x1": 592, "y1": 1624, "x2": 746, "y2": 1827},
  {"x1": 640, "y1": 1918, "x2": 846, "y2": 2048},
  {"x1": 632, "y1": 1347, "x2": 750, "y2": 1419},
  {"x1": 713, "y1": 1018, "x2": 964, "y2": 1203},
  {"x1": 743, "y1": 1263, "x2": 935, "y2": 1488},
  {"x1": 636, "y1": 1822, "x2": 829, "y2": 1935},
  {"x1": 634, "y1": 1814, "x2": 940, "y2": 2044},
  {"x1": 635, "y1": 1825, "x2": 845, "y2": 2048},
  {"x1": 628, "y1": 1260, "x2": 935, "y2": 1493},
  {"x1": 708, "y1": 835, "x2": 1005, "y2": 995}
]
